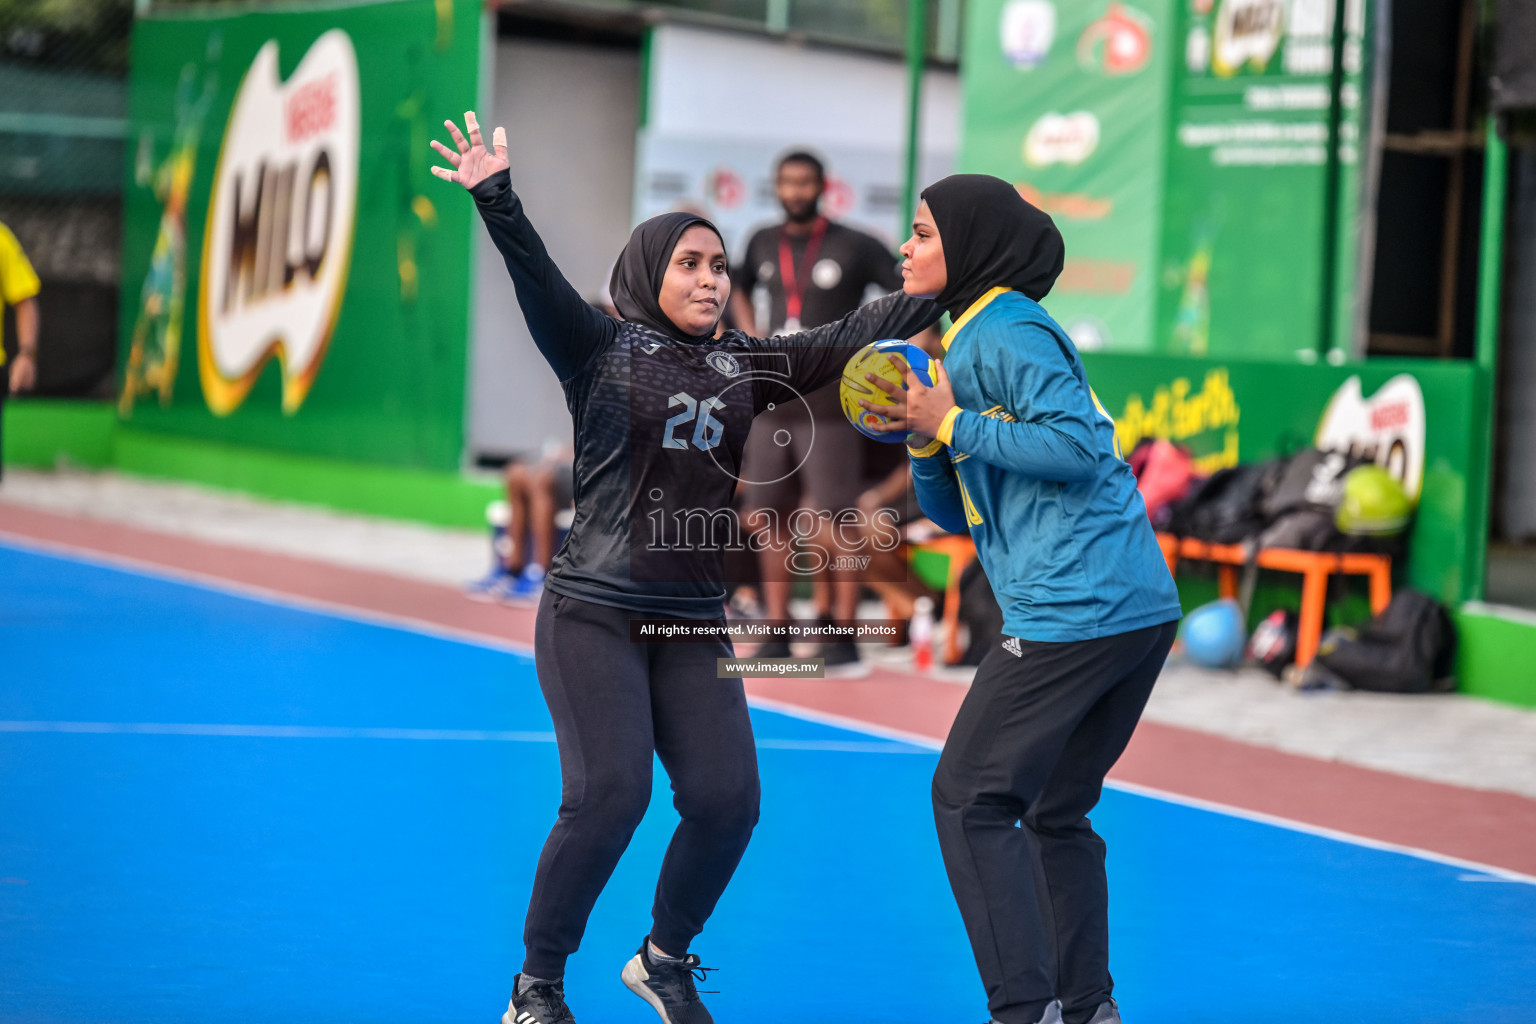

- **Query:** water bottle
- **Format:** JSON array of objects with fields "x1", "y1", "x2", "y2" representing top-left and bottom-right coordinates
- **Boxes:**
[
  {"x1": 487, "y1": 499, "x2": 511, "y2": 570},
  {"x1": 911, "y1": 596, "x2": 935, "y2": 672}
]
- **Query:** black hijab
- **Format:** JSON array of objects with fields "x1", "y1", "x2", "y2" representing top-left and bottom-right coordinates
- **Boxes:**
[
  {"x1": 609, "y1": 211, "x2": 725, "y2": 343},
  {"x1": 920, "y1": 174, "x2": 1065, "y2": 323}
]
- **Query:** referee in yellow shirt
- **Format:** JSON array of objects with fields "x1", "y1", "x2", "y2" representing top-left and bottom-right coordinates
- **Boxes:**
[{"x1": 0, "y1": 220, "x2": 42, "y2": 481}]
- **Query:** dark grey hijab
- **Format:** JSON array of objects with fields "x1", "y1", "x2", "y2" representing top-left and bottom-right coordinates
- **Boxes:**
[{"x1": 608, "y1": 212, "x2": 725, "y2": 343}]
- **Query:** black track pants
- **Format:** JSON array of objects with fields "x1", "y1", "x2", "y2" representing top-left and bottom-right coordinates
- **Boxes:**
[
  {"x1": 522, "y1": 591, "x2": 760, "y2": 979},
  {"x1": 933, "y1": 620, "x2": 1178, "y2": 1024}
]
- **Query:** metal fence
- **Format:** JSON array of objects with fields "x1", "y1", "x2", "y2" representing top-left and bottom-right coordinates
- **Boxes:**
[{"x1": 0, "y1": 0, "x2": 132, "y2": 397}]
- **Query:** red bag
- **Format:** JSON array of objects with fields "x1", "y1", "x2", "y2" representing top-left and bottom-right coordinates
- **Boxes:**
[{"x1": 1131, "y1": 439, "x2": 1200, "y2": 527}]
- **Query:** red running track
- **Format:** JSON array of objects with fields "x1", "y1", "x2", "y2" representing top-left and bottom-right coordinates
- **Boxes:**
[{"x1": 4, "y1": 499, "x2": 1534, "y2": 879}]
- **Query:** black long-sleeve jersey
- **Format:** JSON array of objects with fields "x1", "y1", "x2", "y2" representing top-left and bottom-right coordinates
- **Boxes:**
[{"x1": 472, "y1": 171, "x2": 941, "y2": 618}]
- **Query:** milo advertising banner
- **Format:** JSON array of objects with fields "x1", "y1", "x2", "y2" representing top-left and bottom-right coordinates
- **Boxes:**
[
  {"x1": 960, "y1": 0, "x2": 1177, "y2": 353},
  {"x1": 118, "y1": 0, "x2": 481, "y2": 472},
  {"x1": 1157, "y1": 0, "x2": 1372, "y2": 358}
]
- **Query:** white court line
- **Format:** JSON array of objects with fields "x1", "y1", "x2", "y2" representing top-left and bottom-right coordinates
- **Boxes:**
[
  {"x1": 0, "y1": 720, "x2": 926, "y2": 754},
  {"x1": 745, "y1": 695, "x2": 946, "y2": 751},
  {"x1": 0, "y1": 530, "x2": 536, "y2": 658},
  {"x1": 0, "y1": 720, "x2": 557, "y2": 742},
  {"x1": 749, "y1": 693, "x2": 1536, "y2": 886},
  {"x1": 1104, "y1": 777, "x2": 1536, "y2": 886},
  {"x1": 7, "y1": 532, "x2": 1533, "y2": 883}
]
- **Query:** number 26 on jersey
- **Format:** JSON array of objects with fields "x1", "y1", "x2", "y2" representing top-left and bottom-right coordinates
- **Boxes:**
[{"x1": 662, "y1": 392, "x2": 726, "y2": 451}]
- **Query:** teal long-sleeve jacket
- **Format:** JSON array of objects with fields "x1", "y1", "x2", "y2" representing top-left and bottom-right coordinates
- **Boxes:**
[{"x1": 909, "y1": 287, "x2": 1182, "y2": 642}]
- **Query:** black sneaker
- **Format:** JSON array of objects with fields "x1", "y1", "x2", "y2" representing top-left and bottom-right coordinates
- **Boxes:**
[
  {"x1": 620, "y1": 940, "x2": 716, "y2": 1024},
  {"x1": 820, "y1": 638, "x2": 868, "y2": 677},
  {"x1": 501, "y1": 974, "x2": 577, "y2": 1024},
  {"x1": 988, "y1": 1001, "x2": 1062, "y2": 1024},
  {"x1": 754, "y1": 637, "x2": 792, "y2": 658},
  {"x1": 1081, "y1": 998, "x2": 1118, "y2": 1024}
]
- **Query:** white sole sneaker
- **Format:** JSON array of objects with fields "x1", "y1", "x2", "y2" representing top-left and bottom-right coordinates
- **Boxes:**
[
  {"x1": 620, "y1": 954, "x2": 675, "y2": 1023},
  {"x1": 502, "y1": 998, "x2": 553, "y2": 1024}
]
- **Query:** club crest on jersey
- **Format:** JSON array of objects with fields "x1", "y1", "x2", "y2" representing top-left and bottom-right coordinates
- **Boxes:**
[{"x1": 707, "y1": 351, "x2": 741, "y2": 377}]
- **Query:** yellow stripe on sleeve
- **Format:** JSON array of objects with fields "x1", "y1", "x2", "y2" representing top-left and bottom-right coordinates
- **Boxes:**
[{"x1": 935, "y1": 406, "x2": 964, "y2": 447}]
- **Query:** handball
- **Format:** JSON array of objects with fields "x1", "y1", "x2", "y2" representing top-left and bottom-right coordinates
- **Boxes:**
[
  {"x1": 840, "y1": 339, "x2": 937, "y2": 443},
  {"x1": 1182, "y1": 598, "x2": 1247, "y2": 669}
]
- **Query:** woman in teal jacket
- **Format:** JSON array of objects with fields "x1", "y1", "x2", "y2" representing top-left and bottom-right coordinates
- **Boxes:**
[{"x1": 864, "y1": 174, "x2": 1182, "y2": 1024}]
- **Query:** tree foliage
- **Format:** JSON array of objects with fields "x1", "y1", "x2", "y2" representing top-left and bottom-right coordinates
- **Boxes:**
[{"x1": 0, "y1": 0, "x2": 135, "y2": 75}]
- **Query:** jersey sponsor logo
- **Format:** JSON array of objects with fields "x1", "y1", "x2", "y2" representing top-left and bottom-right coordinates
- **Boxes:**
[
  {"x1": 199, "y1": 30, "x2": 359, "y2": 416},
  {"x1": 1023, "y1": 112, "x2": 1100, "y2": 168},
  {"x1": 639, "y1": 340, "x2": 663, "y2": 355},
  {"x1": 706, "y1": 350, "x2": 741, "y2": 377},
  {"x1": 811, "y1": 258, "x2": 843, "y2": 290},
  {"x1": 1001, "y1": 0, "x2": 1057, "y2": 69}
]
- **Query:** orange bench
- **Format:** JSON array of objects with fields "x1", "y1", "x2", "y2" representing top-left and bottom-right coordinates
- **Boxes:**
[
  {"x1": 911, "y1": 534, "x2": 978, "y2": 666},
  {"x1": 1156, "y1": 532, "x2": 1392, "y2": 668}
]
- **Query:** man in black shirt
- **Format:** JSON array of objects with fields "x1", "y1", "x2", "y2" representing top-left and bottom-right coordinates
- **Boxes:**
[{"x1": 726, "y1": 151, "x2": 908, "y2": 670}]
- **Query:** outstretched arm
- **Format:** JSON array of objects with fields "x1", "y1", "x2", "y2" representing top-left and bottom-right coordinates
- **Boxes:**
[
  {"x1": 431, "y1": 112, "x2": 614, "y2": 382},
  {"x1": 749, "y1": 290, "x2": 941, "y2": 406}
]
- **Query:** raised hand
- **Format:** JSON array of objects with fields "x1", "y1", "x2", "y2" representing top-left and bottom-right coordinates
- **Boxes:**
[{"x1": 430, "y1": 111, "x2": 509, "y2": 190}]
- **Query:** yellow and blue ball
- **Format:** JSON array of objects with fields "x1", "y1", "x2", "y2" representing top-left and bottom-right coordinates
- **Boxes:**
[{"x1": 839, "y1": 339, "x2": 937, "y2": 444}]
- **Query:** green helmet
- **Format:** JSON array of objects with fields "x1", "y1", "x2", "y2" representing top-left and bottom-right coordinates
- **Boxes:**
[{"x1": 1336, "y1": 465, "x2": 1413, "y2": 536}]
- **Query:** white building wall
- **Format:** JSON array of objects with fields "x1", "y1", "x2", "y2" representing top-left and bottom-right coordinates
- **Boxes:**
[{"x1": 467, "y1": 38, "x2": 640, "y2": 461}]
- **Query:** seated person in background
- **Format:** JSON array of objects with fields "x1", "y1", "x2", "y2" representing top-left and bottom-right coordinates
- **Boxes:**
[
  {"x1": 729, "y1": 149, "x2": 916, "y2": 670},
  {"x1": 467, "y1": 445, "x2": 574, "y2": 605},
  {"x1": 857, "y1": 459, "x2": 936, "y2": 628}
]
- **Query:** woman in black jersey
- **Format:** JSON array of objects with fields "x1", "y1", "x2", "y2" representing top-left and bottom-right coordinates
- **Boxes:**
[{"x1": 432, "y1": 114, "x2": 939, "y2": 1024}]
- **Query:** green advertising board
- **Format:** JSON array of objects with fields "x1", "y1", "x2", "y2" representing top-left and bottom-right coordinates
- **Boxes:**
[
  {"x1": 961, "y1": 0, "x2": 1373, "y2": 358},
  {"x1": 1080, "y1": 351, "x2": 1482, "y2": 604},
  {"x1": 118, "y1": 0, "x2": 481, "y2": 473},
  {"x1": 960, "y1": 0, "x2": 1177, "y2": 353},
  {"x1": 1156, "y1": 0, "x2": 1372, "y2": 359}
]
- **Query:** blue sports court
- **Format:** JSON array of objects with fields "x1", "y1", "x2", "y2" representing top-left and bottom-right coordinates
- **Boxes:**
[{"x1": 3, "y1": 541, "x2": 1534, "y2": 1023}]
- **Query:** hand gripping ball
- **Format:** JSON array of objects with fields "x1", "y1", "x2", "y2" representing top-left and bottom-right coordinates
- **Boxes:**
[{"x1": 839, "y1": 339, "x2": 937, "y2": 444}]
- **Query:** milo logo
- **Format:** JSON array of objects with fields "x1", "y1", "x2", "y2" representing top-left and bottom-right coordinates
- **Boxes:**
[{"x1": 199, "y1": 30, "x2": 360, "y2": 416}]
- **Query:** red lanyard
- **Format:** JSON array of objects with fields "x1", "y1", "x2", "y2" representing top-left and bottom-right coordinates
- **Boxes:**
[{"x1": 778, "y1": 217, "x2": 828, "y2": 323}]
